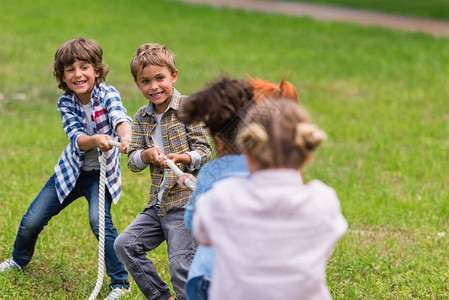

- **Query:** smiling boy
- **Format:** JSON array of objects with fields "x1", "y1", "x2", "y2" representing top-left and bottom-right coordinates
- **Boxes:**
[
  {"x1": 0, "y1": 38, "x2": 132, "y2": 300},
  {"x1": 114, "y1": 43, "x2": 211, "y2": 300}
]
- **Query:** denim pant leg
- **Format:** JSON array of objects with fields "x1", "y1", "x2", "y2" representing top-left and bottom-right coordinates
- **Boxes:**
[
  {"x1": 186, "y1": 276, "x2": 210, "y2": 300},
  {"x1": 161, "y1": 209, "x2": 197, "y2": 300},
  {"x1": 12, "y1": 174, "x2": 81, "y2": 267},
  {"x1": 81, "y1": 171, "x2": 130, "y2": 289},
  {"x1": 114, "y1": 206, "x2": 173, "y2": 300}
]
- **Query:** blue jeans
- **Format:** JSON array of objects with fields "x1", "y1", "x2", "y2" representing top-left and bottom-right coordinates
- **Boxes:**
[
  {"x1": 12, "y1": 170, "x2": 129, "y2": 289},
  {"x1": 186, "y1": 275, "x2": 210, "y2": 300},
  {"x1": 114, "y1": 207, "x2": 196, "y2": 300}
]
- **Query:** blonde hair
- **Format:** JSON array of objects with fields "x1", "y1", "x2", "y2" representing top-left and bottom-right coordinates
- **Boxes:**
[
  {"x1": 249, "y1": 74, "x2": 298, "y2": 103},
  {"x1": 130, "y1": 43, "x2": 176, "y2": 80},
  {"x1": 237, "y1": 99, "x2": 326, "y2": 169}
]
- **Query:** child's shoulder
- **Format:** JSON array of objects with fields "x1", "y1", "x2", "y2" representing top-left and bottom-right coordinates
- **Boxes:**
[
  {"x1": 305, "y1": 179, "x2": 341, "y2": 211},
  {"x1": 306, "y1": 179, "x2": 337, "y2": 198},
  {"x1": 133, "y1": 104, "x2": 149, "y2": 119},
  {"x1": 96, "y1": 82, "x2": 120, "y2": 97},
  {"x1": 210, "y1": 176, "x2": 248, "y2": 194},
  {"x1": 171, "y1": 87, "x2": 186, "y2": 107}
]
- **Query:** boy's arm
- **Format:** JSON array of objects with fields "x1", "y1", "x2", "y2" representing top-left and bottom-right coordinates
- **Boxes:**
[
  {"x1": 116, "y1": 121, "x2": 132, "y2": 153},
  {"x1": 164, "y1": 153, "x2": 192, "y2": 166},
  {"x1": 57, "y1": 96, "x2": 88, "y2": 153},
  {"x1": 78, "y1": 134, "x2": 114, "y2": 152},
  {"x1": 103, "y1": 85, "x2": 133, "y2": 153},
  {"x1": 105, "y1": 85, "x2": 133, "y2": 131},
  {"x1": 174, "y1": 121, "x2": 211, "y2": 171},
  {"x1": 127, "y1": 111, "x2": 148, "y2": 173},
  {"x1": 127, "y1": 108, "x2": 164, "y2": 172}
]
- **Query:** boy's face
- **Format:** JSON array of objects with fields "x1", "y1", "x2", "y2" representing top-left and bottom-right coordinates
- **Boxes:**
[
  {"x1": 135, "y1": 65, "x2": 178, "y2": 114},
  {"x1": 63, "y1": 59, "x2": 99, "y2": 104}
]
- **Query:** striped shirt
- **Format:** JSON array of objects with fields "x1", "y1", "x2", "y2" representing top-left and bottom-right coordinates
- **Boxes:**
[
  {"x1": 127, "y1": 88, "x2": 212, "y2": 216},
  {"x1": 54, "y1": 82, "x2": 132, "y2": 204}
]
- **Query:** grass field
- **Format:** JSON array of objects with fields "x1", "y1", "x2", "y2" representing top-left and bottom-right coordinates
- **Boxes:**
[
  {"x1": 1, "y1": 0, "x2": 449, "y2": 299},
  {"x1": 277, "y1": 0, "x2": 449, "y2": 20}
]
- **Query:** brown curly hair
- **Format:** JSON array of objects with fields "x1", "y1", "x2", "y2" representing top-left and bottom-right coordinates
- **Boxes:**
[
  {"x1": 177, "y1": 77, "x2": 255, "y2": 153},
  {"x1": 53, "y1": 38, "x2": 108, "y2": 94}
]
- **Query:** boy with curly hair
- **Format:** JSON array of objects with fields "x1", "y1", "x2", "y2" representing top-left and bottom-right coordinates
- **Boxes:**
[{"x1": 0, "y1": 37, "x2": 132, "y2": 300}]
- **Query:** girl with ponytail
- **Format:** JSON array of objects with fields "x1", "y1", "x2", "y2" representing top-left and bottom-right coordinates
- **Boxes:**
[
  {"x1": 193, "y1": 99, "x2": 347, "y2": 300},
  {"x1": 177, "y1": 77, "x2": 255, "y2": 300}
]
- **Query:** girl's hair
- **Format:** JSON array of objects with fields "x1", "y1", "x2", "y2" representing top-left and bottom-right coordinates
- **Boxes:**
[
  {"x1": 237, "y1": 99, "x2": 326, "y2": 169},
  {"x1": 249, "y1": 75, "x2": 298, "y2": 103},
  {"x1": 53, "y1": 38, "x2": 108, "y2": 94},
  {"x1": 130, "y1": 43, "x2": 176, "y2": 80},
  {"x1": 177, "y1": 77, "x2": 255, "y2": 152}
]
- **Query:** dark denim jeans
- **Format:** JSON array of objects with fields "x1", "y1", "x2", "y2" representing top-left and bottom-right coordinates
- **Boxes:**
[
  {"x1": 114, "y1": 206, "x2": 196, "y2": 300},
  {"x1": 12, "y1": 171, "x2": 129, "y2": 289}
]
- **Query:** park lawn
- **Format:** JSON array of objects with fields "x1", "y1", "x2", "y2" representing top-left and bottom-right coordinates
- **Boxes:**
[
  {"x1": 1, "y1": 0, "x2": 449, "y2": 299},
  {"x1": 274, "y1": 0, "x2": 449, "y2": 20}
]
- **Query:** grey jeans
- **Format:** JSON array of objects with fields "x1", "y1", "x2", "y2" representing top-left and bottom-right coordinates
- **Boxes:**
[{"x1": 114, "y1": 207, "x2": 195, "y2": 300}]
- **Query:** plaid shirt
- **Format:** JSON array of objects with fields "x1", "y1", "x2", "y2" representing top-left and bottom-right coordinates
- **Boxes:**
[
  {"x1": 128, "y1": 88, "x2": 212, "y2": 216},
  {"x1": 54, "y1": 82, "x2": 132, "y2": 204}
]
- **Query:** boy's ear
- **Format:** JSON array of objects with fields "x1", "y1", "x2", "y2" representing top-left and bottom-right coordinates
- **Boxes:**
[{"x1": 172, "y1": 69, "x2": 178, "y2": 83}]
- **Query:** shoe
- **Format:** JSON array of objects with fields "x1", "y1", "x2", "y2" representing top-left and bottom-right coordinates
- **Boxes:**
[
  {"x1": 103, "y1": 287, "x2": 131, "y2": 300},
  {"x1": 0, "y1": 258, "x2": 22, "y2": 272}
]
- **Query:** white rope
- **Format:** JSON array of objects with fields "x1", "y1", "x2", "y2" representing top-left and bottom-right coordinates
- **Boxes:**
[
  {"x1": 87, "y1": 142, "x2": 196, "y2": 299},
  {"x1": 88, "y1": 150, "x2": 107, "y2": 300},
  {"x1": 159, "y1": 155, "x2": 196, "y2": 190}
]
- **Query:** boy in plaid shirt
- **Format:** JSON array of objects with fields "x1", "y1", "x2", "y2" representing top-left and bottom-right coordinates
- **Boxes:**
[
  {"x1": 114, "y1": 43, "x2": 211, "y2": 300},
  {"x1": 0, "y1": 38, "x2": 132, "y2": 300}
]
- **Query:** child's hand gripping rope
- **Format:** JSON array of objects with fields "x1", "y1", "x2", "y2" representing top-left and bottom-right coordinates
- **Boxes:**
[
  {"x1": 107, "y1": 141, "x2": 196, "y2": 191},
  {"x1": 158, "y1": 155, "x2": 197, "y2": 191},
  {"x1": 107, "y1": 140, "x2": 122, "y2": 148},
  {"x1": 107, "y1": 140, "x2": 128, "y2": 153}
]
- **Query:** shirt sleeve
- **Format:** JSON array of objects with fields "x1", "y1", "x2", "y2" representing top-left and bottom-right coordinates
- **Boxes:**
[
  {"x1": 310, "y1": 180, "x2": 348, "y2": 258},
  {"x1": 184, "y1": 197, "x2": 195, "y2": 232},
  {"x1": 185, "y1": 121, "x2": 212, "y2": 171},
  {"x1": 104, "y1": 86, "x2": 133, "y2": 129},
  {"x1": 184, "y1": 161, "x2": 211, "y2": 231},
  {"x1": 127, "y1": 108, "x2": 148, "y2": 172},
  {"x1": 132, "y1": 149, "x2": 149, "y2": 170},
  {"x1": 186, "y1": 150, "x2": 202, "y2": 171},
  {"x1": 57, "y1": 96, "x2": 85, "y2": 154},
  {"x1": 192, "y1": 192, "x2": 213, "y2": 246}
]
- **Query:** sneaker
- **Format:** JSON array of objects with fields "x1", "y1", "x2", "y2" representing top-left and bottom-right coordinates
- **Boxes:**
[
  {"x1": 103, "y1": 287, "x2": 131, "y2": 300},
  {"x1": 0, "y1": 258, "x2": 22, "y2": 272}
]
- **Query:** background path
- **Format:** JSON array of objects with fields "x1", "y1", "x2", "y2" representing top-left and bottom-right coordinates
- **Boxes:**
[{"x1": 178, "y1": 0, "x2": 449, "y2": 37}]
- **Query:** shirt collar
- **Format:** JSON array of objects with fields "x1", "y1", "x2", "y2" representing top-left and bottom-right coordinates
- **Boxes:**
[
  {"x1": 72, "y1": 82, "x2": 100, "y2": 105},
  {"x1": 252, "y1": 169, "x2": 305, "y2": 186},
  {"x1": 143, "y1": 87, "x2": 182, "y2": 116},
  {"x1": 91, "y1": 83, "x2": 101, "y2": 101}
]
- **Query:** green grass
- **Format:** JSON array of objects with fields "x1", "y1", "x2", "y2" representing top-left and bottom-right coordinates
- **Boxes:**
[
  {"x1": 274, "y1": 0, "x2": 449, "y2": 20},
  {"x1": 1, "y1": 0, "x2": 449, "y2": 299}
]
